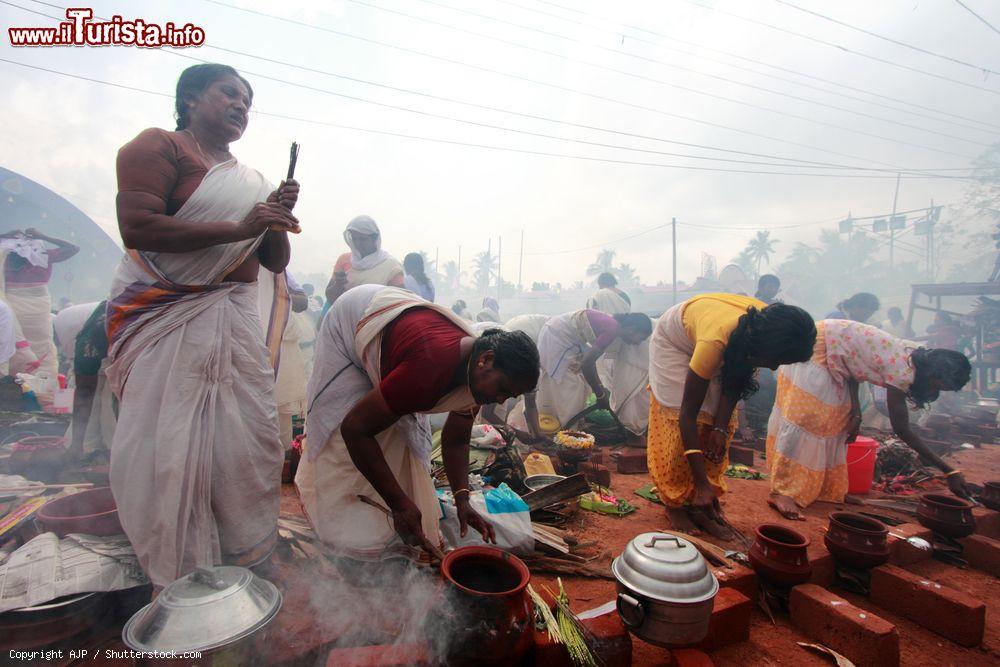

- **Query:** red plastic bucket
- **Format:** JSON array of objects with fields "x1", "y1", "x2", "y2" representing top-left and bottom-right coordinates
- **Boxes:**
[{"x1": 846, "y1": 436, "x2": 878, "y2": 495}]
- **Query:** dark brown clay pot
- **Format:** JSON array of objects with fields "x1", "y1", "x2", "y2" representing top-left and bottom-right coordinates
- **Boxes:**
[
  {"x1": 917, "y1": 493, "x2": 976, "y2": 538},
  {"x1": 824, "y1": 512, "x2": 890, "y2": 570},
  {"x1": 35, "y1": 487, "x2": 122, "y2": 537},
  {"x1": 748, "y1": 524, "x2": 812, "y2": 589},
  {"x1": 978, "y1": 482, "x2": 1000, "y2": 512}
]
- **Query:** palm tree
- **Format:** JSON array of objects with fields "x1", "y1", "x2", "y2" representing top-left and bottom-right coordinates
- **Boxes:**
[
  {"x1": 732, "y1": 247, "x2": 756, "y2": 279},
  {"x1": 472, "y1": 251, "x2": 498, "y2": 292},
  {"x1": 747, "y1": 231, "x2": 778, "y2": 278},
  {"x1": 617, "y1": 263, "x2": 640, "y2": 286},
  {"x1": 586, "y1": 249, "x2": 617, "y2": 281},
  {"x1": 441, "y1": 260, "x2": 462, "y2": 289}
]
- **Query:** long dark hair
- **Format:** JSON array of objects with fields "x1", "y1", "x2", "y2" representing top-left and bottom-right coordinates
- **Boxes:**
[
  {"x1": 613, "y1": 312, "x2": 652, "y2": 338},
  {"x1": 403, "y1": 253, "x2": 431, "y2": 288},
  {"x1": 722, "y1": 303, "x2": 816, "y2": 399},
  {"x1": 473, "y1": 329, "x2": 540, "y2": 391},
  {"x1": 837, "y1": 292, "x2": 880, "y2": 316},
  {"x1": 175, "y1": 64, "x2": 253, "y2": 130},
  {"x1": 908, "y1": 348, "x2": 971, "y2": 408}
]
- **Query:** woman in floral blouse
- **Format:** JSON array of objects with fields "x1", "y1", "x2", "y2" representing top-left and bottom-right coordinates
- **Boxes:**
[{"x1": 766, "y1": 319, "x2": 972, "y2": 520}]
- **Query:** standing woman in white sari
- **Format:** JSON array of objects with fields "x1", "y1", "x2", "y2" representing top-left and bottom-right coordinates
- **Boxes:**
[{"x1": 107, "y1": 64, "x2": 300, "y2": 589}]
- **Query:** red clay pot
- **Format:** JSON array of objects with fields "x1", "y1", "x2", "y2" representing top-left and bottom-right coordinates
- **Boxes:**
[
  {"x1": 917, "y1": 493, "x2": 976, "y2": 539},
  {"x1": 979, "y1": 482, "x2": 1000, "y2": 512},
  {"x1": 440, "y1": 546, "x2": 533, "y2": 666},
  {"x1": 748, "y1": 524, "x2": 812, "y2": 589},
  {"x1": 824, "y1": 512, "x2": 890, "y2": 570},
  {"x1": 36, "y1": 486, "x2": 122, "y2": 537}
]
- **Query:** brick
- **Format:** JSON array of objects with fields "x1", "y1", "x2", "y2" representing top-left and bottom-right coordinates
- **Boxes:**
[
  {"x1": 972, "y1": 507, "x2": 1000, "y2": 539},
  {"x1": 580, "y1": 462, "x2": 612, "y2": 488},
  {"x1": 325, "y1": 642, "x2": 431, "y2": 667},
  {"x1": 693, "y1": 587, "x2": 751, "y2": 652},
  {"x1": 589, "y1": 449, "x2": 607, "y2": 466},
  {"x1": 959, "y1": 534, "x2": 1000, "y2": 575},
  {"x1": 869, "y1": 564, "x2": 985, "y2": 647},
  {"x1": 616, "y1": 448, "x2": 648, "y2": 474},
  {"x1": 790, "y1": 583, "x2": 899, "y2": 667},
  {"x1": 712, "y1": 562, "x2": 757, "y2": 602},
  {"x1": 671, "y1": 649, "x2": 715, "y2": 667},
  {"x1": 808, "y1": 551, "x2": 835, "y2": 588},
  {"x1": 727, "y1": 445, "x2": 755, "y2": 467},
  {"x1": 532, "y1": 609, "x2": 631, "y2": 667},
  {"x1": 887, "y1": 523, "x2": 933, "y2": 566}
]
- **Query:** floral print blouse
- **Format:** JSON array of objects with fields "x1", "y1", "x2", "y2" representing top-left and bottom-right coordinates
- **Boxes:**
[{"x1": 820, "y1": 319, "x2": 916, "y2": 391}]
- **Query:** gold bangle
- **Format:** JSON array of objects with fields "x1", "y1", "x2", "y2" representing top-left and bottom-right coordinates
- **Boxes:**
[
  {"x1": 453, "y1": 488, "x2": 471, "y2": 498},
  {"x1": 944, "y1": 470, "x2": 963, "y2": 478},
  {"x1": 683, "y1": 449, "x2": 703, "y2": 456}
]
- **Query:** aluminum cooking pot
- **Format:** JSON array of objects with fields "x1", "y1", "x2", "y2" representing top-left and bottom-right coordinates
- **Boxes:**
[{"x1": 611, "y1": 532, "x2": 718, "y2": 647}]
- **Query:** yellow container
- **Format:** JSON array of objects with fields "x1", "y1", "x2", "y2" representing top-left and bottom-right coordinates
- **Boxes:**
[
  {"x1": 538, "y1": 413, "x2": 561, "y2": 436},
  {"x1": 523, "y1": 452, "x2": 556, "y2": 476}
]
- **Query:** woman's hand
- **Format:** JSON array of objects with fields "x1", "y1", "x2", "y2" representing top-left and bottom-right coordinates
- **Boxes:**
[
  {"x1": 267, "y1": 179, "x2": 300, "y2": 211},
  {"x1": 391, "y1": 498, "x2": 443, "y2": 560},
  {"x1": 238, "y1": 202, "x2": 300, "y2": 239},
  {"x1": 594, "y1": 387, "x2": 611, "y2": 411},
  {"x1": 456, "y1": 498, "x2": 497, "y2": 543},
  {"x1": 691, "y1": 482, "x2": 720, "y2": 521},
  {"x1": 704, "y1": 427, "x2": 728, "y2": 464},
  {"x1": 946, "y1": 472, "x2": 972, "y2": 500},
  {"x1": 845, "y1": 411, "x2": 862, "y2": 444}
]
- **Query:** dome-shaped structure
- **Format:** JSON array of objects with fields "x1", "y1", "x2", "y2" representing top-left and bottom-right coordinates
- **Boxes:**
[{"x1": 0, "y1": 167, "x2": 121, "y2": 304}]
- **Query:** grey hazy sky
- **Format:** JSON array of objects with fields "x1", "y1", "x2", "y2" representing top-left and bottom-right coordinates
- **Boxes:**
[{"x1": 2, "y1": 0, "x2": 998, "y2": 288}]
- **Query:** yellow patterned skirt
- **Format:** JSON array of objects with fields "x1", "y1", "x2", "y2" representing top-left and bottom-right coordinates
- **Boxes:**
[{"x1": 647, "y1": 396, "x2": 737, "y2": 508}]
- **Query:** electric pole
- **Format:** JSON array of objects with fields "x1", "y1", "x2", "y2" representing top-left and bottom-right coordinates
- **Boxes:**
[
  {"x1": 672, "y1": 217, "x2": 677, "y2": 306},
  {"x1": 890, "y1": 172, "x2": 901, "y2": 269}
]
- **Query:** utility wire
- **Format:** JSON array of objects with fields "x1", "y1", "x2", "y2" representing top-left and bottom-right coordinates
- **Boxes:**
[
  {"x1": 13, "y1": 0, "x2": 974, "y2": 176},
  {"x1": 678, "y1": 0, "x2": 1000, "y2": 96},
  {"x1": 199, "y1": 0, "x2": 973, "y2": 169},
  {"x1": 530, "y1": 0, "x2": 1000, "y2": 132},
  {"x1": 953, "y1": 0, "x2": 1000, "y2": 37},
  {"x1": 347, "y1": 0, "x2": 982, "y2": 157},
  {"x1": 1, "y1": 57, "x2": 961, "y2": 179},
  {"x1": 772, "y1": 0, "x2": 1000, "y2": 76}
]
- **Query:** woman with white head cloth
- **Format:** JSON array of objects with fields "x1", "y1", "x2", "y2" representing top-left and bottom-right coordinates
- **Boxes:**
[{"x1": 324, "y1": 215, "x2": 404, "y2": 306}]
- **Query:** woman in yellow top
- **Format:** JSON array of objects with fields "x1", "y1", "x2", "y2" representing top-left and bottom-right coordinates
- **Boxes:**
[{"x1": 648, "y1": 293, "x2": 816, "y2": 538}]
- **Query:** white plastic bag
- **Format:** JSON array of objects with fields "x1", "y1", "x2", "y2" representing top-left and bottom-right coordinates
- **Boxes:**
[{"x1": 438, "y1": 483, "x2": 534, "y2": 555}]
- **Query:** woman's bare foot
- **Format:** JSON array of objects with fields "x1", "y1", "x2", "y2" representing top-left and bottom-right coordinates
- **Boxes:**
[
  {"x1": 768, "y1": 494, "x2": 805, "y2": 520},
  {"x1": 689, "y1": 508, "x2": 734, "y2": 541},
  {"x1": 666, "y1": 506, "x2": 701, "y2": 535}
]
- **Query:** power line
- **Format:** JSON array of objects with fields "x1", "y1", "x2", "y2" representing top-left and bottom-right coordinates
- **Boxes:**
[
  {"x1": 199, "y1": 0, "x2": 976, "y2": 169},
  {"x1": 11, "y1": 0, "x2": 974, "y2": 177},
  {"x1": 529, "y1": 0, "x2": 1000, "y2": 132},
  {"x1": 773, "y1": 0, "x2": 1000, "y2": 76},
  {"x1": 2, "y1": 57, "x2": 961, "y2": 180},
  {"x1": 347, "y1": 0, "x2": 982, "y2": 157},
  {"x1": 953, "y1": 0, "x2": 1000, "y2": 37},
  {"x1": 678, "y1": 0, "x2": 1000, "y2": 96}
]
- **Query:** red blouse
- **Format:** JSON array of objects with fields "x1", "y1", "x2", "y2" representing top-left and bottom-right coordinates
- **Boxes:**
[{"x1": 117, "y1": 128, "x2": 209, "y2": 215}]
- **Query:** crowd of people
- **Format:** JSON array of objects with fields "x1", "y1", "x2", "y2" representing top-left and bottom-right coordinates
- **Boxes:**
[{"x1": 0, "y1": 63, "x2": 979, "y2": 590}]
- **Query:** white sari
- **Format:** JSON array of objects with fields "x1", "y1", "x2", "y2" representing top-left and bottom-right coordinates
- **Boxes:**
[
  {"x1": 296, "y1": 285, "x2": 477, "y2": 562},
  {"x1": 106, "y1": 159, "x2": 287, "y2": 587}
]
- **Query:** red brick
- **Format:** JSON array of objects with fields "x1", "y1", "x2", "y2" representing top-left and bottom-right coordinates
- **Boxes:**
[
  {"x1": 712, "y1": 562, "x2": 757, "y2": 602},
  {"x1": 580, "y1": 462, "x2": 612, "y2": 488},
  {"x1": 959, "y1": 533, "x2": 1000, "y2": 575},
  {"x1": 325, "y1": 642, "x2": 431, "y2": 667},
  {"x1": 671, "y1": 648, "x2": 715, "y2": 667},
  {"x1": 693, "y1": 587, "x2": 751, "y2": 651},
  {"x1": 869, "y1": 564, "x2": 985, "y2": 647},
  {"x1": 789, "y1": 583, "x2": 899, "y2": 667},
  {"x1": 589, "y1": 449, "x2": 607, "y2": 466},
  {"x1": 532, "y1": 609, "x2": 631, "y2": 667},
  {"x1": 727, "y1": 445, "x2": 755, "y2": 467},
  {"x1": 887, "y1": 523, "x2": 933, "y2": 566},
  {"x1": 972, "y1": 507, "x2": 1000, "y2": 539},
  {"x1": 616, "y1": 448, "x2": 648, "y2": 474},
  {"x1": 808, "y1": 551, "x2": 836, "y2": 588}
]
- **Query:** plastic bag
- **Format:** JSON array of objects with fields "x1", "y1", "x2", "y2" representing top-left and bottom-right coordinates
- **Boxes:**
[{"x1": 438, "y1": 483, "x2": 534, "y2": 555}]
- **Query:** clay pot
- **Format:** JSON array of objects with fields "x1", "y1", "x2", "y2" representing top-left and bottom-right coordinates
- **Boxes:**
[
  {"x1": 917, "y1": 493, "x2": 976, "y2": 539},
  {"x1": 35, "y1": 487, "x2": 122, "y2": 537},
  {"x1": 748, "y1": 524, "x2": 812, "y2": 589},
  {"x1": 979, "y1": 482, "x2": 1000, "y2": 512},
  {"x1": 823, "y1": 512, "x2": 890, "y2": 570},
  {"x1": 440, "y1": 546, "x2": 533, "y2": 666}
]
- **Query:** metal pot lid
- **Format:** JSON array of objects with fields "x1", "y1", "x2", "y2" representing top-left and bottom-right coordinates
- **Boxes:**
[
  {"x1": 612, "y1": 532, "x2": 718, "y2": 604},
  {"x1": 123, "y1": 566, "x2": 282, "y2": 653}
]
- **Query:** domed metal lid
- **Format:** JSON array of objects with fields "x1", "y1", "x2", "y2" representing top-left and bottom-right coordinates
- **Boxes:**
[
  {"x1": 123, "y1": 566, "x2": 282, "y2": 653},
  {"x1": 612, "y1": 532, "x2": 718, "y2": 604}
]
